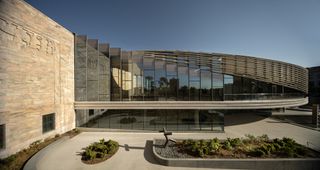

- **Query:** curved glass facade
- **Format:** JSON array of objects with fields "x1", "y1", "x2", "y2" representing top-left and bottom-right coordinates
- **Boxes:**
[
  {"x1": 75, "y1": 38, "x2": 307, "y2": 132},
  {"x1": 110, "y1": 51, "x2": 304, "y2": 102}
]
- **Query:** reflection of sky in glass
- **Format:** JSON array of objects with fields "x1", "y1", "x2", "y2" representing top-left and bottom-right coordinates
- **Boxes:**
[
  {"x1": 189, "y1": 68, "x2": 200, "y2": 81},
  {"x1": 178, "y1": 67, "x2": 188, "y2": 87},
  {"x1": 143, "y1": 57, "x2": 154, "y2": 69},
  {"x1": 224, "y1": 75, "x2": 234, "y2": 84},
  {"x1": 166, "y1": 64, "x2": 177, "y2": 76},
  {"x1": 212, "y1": 73, "x2": 223, "y2": 87},
  {"x1": 201, "y1": 71, "x2": 211, "y2": 89}
]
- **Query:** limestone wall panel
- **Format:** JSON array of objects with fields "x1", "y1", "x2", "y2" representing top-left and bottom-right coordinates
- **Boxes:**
[{"x1": 0, "y1": 0, "x2": 75, "y2": 158}]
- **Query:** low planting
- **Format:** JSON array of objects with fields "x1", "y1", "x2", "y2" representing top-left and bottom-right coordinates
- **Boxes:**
[
  {"x1": 175, "y1": 135, "x2": 320, "y2": 158},
  {"x1": 0, "y1": 129, "x2": 80, "y2": 170},
  {"x1": 81, "y1": 139, "x2": 119, "y2": 164}
]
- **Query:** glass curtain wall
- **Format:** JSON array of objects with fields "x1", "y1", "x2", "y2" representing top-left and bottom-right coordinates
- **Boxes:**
[
  {"x1": 121, "y1": 51, "x2": 132, "y2": 101},
  {"x1": 189, "y1": 56, "x2": 200, "y2": 101},
  {"x1": 178, "y1": 57, "x2": 189, "y2": 100},
  {"x1": 143, "y1": 56, "x2": 155, "y2": 101},
  {"x1": 200, "y1": 67, "x2": 212, "y2": 101},
  {"x1": 131, "y1": 53, "x2": 143, "y2": 100},
  {"x1": 110, "y1": 49, "x2": 121, "y2": 101},
  {"x1": 223, "y1": 74, "x2": 304, "y2": 100},
  {"x1": 85, "y1": 109, "x2": 224, "y2": 131},
  {"x1": 155, "y1": 58, "x2": 167, "y2": 100},
  {"x1": 110, "y1": 51, "x2": 303, "y2": 101},
  {"x1": 166, "y1": 60, "x2": 178, "y2": 101}
]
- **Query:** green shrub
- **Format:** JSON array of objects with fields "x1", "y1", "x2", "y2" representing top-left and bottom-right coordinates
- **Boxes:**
[
  {"x1": 83, "y1": 149, "x2": 96, "y2": 160},
  {"x1": 257, "y1": 134, "x2": 269, "y2": 142},
  {"x1": 186, "y1": 139, "x2": 217, "y2": 157},
  {"x1": 260, "y1": 143, "x2": 276, "y2": 155},
  {"x1": 245, "y1": 134, "x2": 256, "y2": 143},
  {"x1": 179, "y1": 136, "x2": 309, "y2": 158},
  {"x1": 282, "y1": 137, "x2": 296, "y2": 147},
  {"x1": 223, "y1": 140, "x2": 232, "y2": 151},
  {"x1": 82, "y1": 139, "x2": 119, "y2": 161},
  {"x1": 282, "y1": 146, "x2": 295, "y2": 157},
  {"x1": 209, "y1": 138, "x2": 220, "y2": 152},
  {"x1": 251, "y1": 148, "x2": 266, "y2": 157},
  {"x1": 229, "y1": 138, "x2": 242, "y2": 147}
]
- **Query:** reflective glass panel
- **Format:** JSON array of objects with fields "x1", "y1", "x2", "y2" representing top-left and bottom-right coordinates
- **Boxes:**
[
  {"x1": 144, "y1": 70, "x2": 155, "y2": 100},
  {"x1": 201, "y1": 70, "x2": 211, "y2": 101},
  {"x1": 190, "y1": 81, "x2": 200, "y2": 101},
  {"x1": 155, "y1": 60, "x2": 167, "y2": 100},
  {"x1": 167, "y1": 76, "x2": 178, "y2": 100},
  {"x1": 131, "y1": 55, "x2": 143, "y2": 100},
  {"x1": 178, "y1": 66, "x2": 189, "y2": 100}
]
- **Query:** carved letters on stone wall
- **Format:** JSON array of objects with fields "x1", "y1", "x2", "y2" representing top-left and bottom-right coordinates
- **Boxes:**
[{"x1": 0, "y1": 17, "x2": 57, "y2": 55}]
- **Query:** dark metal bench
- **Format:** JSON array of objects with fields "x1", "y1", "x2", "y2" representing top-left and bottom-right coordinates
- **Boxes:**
[{"x1": 159, "y1": 127, "x2": 176, "y2": 147}]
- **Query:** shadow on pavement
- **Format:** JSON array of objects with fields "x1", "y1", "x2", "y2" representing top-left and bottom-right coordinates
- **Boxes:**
[
  {"x1": 224, "y1": 112, "x2": 269, "y2": 126},
  {"x1": 119, "y1": 144, "x2": 145, "y2": 151},
  {"x1": 117, "y1": 141, "x2": 162, "y2": 165},
  {"x1": 271, "y1": 115, "x2": 318, "y2": 129},
  {"x1": 144, "y1": 140, "x2": 161, "y2": 165}
]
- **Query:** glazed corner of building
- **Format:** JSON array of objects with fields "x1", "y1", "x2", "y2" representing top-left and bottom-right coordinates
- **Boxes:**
[{"x1": 0, "y1": 0, "x2": 309, "y2": 158}]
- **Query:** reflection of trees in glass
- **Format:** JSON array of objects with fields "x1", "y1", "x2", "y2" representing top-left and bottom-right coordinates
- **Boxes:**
[
  {"x1": 190, "y1": 87, "x2": 196, "y2": 94},
  {"x1": 179, "y1": 85, "x2": 188, "y2": 98},
  {"x1": 145, "y1": 76, "x2": 154, "y2": 90},
  {"x1": 169, "y1": 78, "x2": 178, "y2": 91},
  {"x1": 158, "y1": 77, "x2": 168, "y2": 88},
  {"x1": 168, "y1": 78, "x2": 178, "y2": 99},
  {"x1": 156, "y1": 77, "x2": 168, "y2": 98}
]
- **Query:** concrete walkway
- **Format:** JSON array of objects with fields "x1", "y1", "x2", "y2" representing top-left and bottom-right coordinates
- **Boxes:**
[{"x1": 24, "y1": 113, "x2": 320, "y2": 170}]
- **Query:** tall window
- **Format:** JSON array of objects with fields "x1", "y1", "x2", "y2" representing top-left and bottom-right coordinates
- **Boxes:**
[
  {"x1": 155, "y1": 59, "x2": 167, "y2": 100},
  {"x1": 111, "y1": 54, "x2": 121, "y2": 101},
  {"x1": 212, "y1": 73, "x2": 223, "y2": 101},
  {"x1": 131, "y1": 55, "x2": 143, "y2": 101},
  {"x1": 178, "y1": 66, "x2": 189, "y2": 100},
  {"x1": 200, "y1": 69, "x2": 212, "y2": 101},
  {"x1": 0, "y1": 124, "x2": 5, "y2": 149},
  {"x1": 42, "y1": 113, "x2": 55, "y2": 133},
  {"x1": 189, "y1": 67, "x2": 200, "y2": 100},
  {"x1": 166, "y1": 63, "x2": 178, "y2": 100},
  {"x1": 223, "y1": 75, "x2": 234, "y2": 100}
]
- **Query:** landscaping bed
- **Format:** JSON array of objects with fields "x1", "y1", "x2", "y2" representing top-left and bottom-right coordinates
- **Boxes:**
[
  {"x1": 81, "y1": 138, "x2": 119, "y2": 164},
  {"x1": 155, "y1": 134, "x2": 320, "y2": 159},
  {"x1": 0, "y1": 129, "x2": 80, "y2": 170}
]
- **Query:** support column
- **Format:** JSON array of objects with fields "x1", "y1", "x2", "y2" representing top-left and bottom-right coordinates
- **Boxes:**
[
  {"x1": 312, "y1": 104, "x2": 319, "y2": 127},
  {"x1": 194, "y1": 110, "x2": 200, "y2": 130}
]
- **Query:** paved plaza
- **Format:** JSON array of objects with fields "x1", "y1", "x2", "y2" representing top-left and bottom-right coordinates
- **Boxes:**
[{"x1": 24, "y1": 112, "x2": 320, "y2": 170}]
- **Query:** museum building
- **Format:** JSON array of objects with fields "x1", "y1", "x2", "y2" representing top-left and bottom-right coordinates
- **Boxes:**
[
  {"x1": 0, "y1": 0, "x2": 308, "y2": 158},
  {"x1": 73, "y1": 36, "x2": 308, "y2": 132}
]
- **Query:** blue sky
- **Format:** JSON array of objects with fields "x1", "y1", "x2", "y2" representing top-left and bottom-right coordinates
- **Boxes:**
[{"x1": 26, "y1": 0, "x2": 320, "y2": 67}]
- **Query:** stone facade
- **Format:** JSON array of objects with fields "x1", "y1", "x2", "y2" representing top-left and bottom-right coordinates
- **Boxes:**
[{"x1": 0, "y1": 0, "x2": 75, "y2": 158}]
